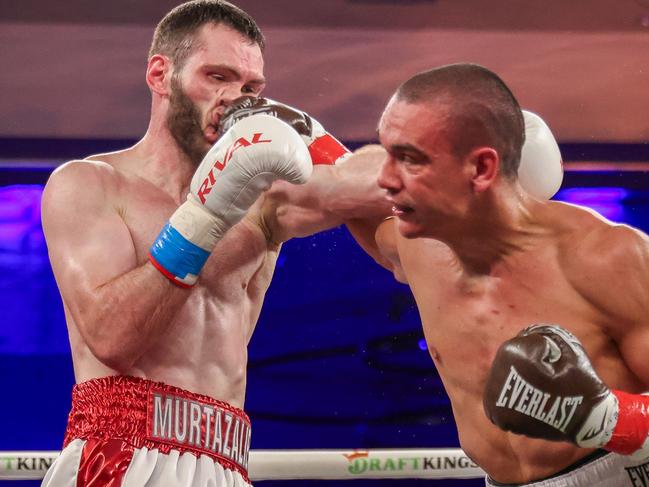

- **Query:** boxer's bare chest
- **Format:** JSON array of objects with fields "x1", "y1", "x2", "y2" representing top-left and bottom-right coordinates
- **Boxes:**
[
  {"x1": 398, "y1": 238, "x2": 611, "y2": 394},
  {"x1": 114, "y1": 174, "x2": 276, "y2": 333}
]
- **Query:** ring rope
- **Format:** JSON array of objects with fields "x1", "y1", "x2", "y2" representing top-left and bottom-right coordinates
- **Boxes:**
[{"x1": 0, "y1": 448, "x2": 484, "y2": 480}]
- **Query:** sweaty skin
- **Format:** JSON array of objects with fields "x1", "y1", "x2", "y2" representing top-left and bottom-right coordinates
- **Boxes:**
[
  {"x1": 347, "y1": 95, "x2": 649, "y2": 483},
  {"x1": 372, "y1": 209, "x2": 648, "y2": 482},
  {"x1": 41, "y1": 23, "x2": 387, "y2": 409}
]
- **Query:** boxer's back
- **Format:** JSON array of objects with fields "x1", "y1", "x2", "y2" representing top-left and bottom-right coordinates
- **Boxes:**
[
  {"x1": 379, "y1": 200, "x2": 646, "y2": 482},
  {"x1": 44, "y1": 150, "x2": 278, "y2": 408}
]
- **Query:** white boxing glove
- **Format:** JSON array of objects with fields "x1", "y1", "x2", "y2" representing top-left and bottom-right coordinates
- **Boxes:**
[
  {"x1": 149, "y1": 114, "x2": 312, "y2": 287},
  {"x1": 519, "y1": 110, "x2": 563, "y2": 200},
  {"x1": 218, "y1": 96, "x2": 351, "y2": 166}
]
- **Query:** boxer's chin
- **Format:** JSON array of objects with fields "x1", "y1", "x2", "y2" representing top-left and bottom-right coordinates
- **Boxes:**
[
  {"x1": 393, "y1": 207, "x2": 425, "y2": 239},
  {"x1": 396, "y1": 218, "x2": 424, "y2": 239}
]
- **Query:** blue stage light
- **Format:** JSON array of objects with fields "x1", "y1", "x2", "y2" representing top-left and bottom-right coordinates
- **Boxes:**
[{"x1": 555, "y1": 187, "x2": 629, "y2": 221}]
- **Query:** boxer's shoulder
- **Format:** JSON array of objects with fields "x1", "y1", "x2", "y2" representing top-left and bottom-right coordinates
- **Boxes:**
[
  {"x1": 559, "y1": 212, "x2": 647, "y2": 268},
  {"x1": 48, "y1": 157, "x2": 121, "y2": 193},
  {"x1": 581, "y1": 224, "x2": 649, "y2": 292},
  {"x1": 554, "y1": 206, "x2": 649, "y2": 318},
  {"x1": 41, "y1": 157, "x2": 140, "y2": 240},
  {"x1": 549, "y1": 201, "x2": 635, "y2": 254}
]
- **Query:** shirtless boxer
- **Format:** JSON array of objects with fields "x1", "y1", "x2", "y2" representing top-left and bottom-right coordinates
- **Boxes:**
[
  {"x1": 359, "y1": 63, "x2": 649, "y2": 485},
  {"x1": 38, "y1": 2, "x2": 567, "y2": 483},
  {"x1": 39, "y1": 2, "x2": 387, "y2": 486}
]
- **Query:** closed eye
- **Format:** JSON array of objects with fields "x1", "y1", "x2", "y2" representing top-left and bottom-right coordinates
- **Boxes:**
[
  {"x1": 242, "y1": 84, "x2": 261, "y2": 95},
  {"x1": 389, "y1": 144, "x2": 429, "y2": 165},
  {"x1": 396, "y1": 152, "x2": 424, "y2": 165}
]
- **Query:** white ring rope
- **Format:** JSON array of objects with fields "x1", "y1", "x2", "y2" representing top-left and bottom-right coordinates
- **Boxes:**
[{"x1": 0, "y1": 448, "x2": 485, "y2": 480}]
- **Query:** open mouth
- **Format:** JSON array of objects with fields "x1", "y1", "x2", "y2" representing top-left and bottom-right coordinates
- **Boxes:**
[
  {"x1": 392, "y1": 204, "x2": 414, "y2": 217},
  {"x1": 204, "y1": 111, "x2": 223, "y2": 143}
]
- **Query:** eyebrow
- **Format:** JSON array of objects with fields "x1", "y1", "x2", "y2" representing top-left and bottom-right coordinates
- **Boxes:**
[
  {"x1": 392, "y1": 144, "x2": 430, "y2": 161},
  {"x1": 376, "y1": 126, "x2": 430, "y2": 160},
  {"x1": 377, "y1": 134, "x2": 430, "y2": 162},
  {"x1": 205, "y1": 64, "x2": 266, "y2": 86}
]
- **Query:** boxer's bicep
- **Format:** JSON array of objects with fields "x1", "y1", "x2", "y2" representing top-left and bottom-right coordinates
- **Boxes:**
[
  {"x1": 618, "y1": 325, "x2": 649, "y2": 388},
  {"x1": 42, "y1": 162, "x2": 136, "y2": 324},
  {"x1": 345, "y1": 217, "x2": 395, "y2": 272},
  {"x1": 608, "y1": 230, "x2": 649, "y2": 386},
  {"x1": 570, "y1": 225, "x2": 649, "y2": 386},
  {"x1": 374, "y1": 217, "x2": 408, "y2": 283}
]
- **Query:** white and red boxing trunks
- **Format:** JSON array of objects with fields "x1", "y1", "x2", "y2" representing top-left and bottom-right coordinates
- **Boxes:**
[
  {"x1": 486, "y1": 449, "x2": 649, "y2": 486},
  {"x1": 42, "y1": 376, "x2": 252, "y2": 487}
]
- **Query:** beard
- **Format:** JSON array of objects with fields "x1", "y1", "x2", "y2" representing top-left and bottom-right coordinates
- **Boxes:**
[{"x1": 166, "y1": 75, "x2": 210, "y2": 166}]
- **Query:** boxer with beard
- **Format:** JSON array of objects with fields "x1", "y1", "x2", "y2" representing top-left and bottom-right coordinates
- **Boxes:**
[
  {"x1": 40, "y1": 2, "x2": 384, "y2": 485},
  {"x1": 167, "y1": 74, "x2": 211, "y2": 166},
  {"x1": 39, "y1": 2, "x2": 571, "y2": 484}
]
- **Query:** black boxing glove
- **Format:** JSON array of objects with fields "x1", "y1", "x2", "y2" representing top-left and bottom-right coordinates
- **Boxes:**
[
  {"x1": 484, "y1": 324, "x2": 649, "y2": 457},
  {"x1": 219, "y1": 96, "x2": 349, "y2": 165}
]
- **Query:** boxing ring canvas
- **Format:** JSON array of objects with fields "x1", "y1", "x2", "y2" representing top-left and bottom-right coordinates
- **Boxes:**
[{"x1": 0, "y1": 148, "x2": 648, "y2": 485}]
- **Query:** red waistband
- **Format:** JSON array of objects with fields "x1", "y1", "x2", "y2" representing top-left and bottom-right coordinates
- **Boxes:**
[{"x1": 64, "y1": 375, "x2": 251, "y2": 480}]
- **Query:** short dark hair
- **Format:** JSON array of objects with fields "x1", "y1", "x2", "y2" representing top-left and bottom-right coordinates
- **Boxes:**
[
  {"x1": 396, "y1": 63, "x2": 525, "y2": 179},
  {"x1": 149, "y1": 0, "x2": 265, "y2": 70}
]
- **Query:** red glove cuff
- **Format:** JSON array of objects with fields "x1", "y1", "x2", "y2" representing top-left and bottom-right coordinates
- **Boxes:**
[
  {"x1": 606, "y1": 390, "x2": 649, "y2": 455},
  {"x1": 308, "y1": 134, "x2": 349, "y2": 165}
]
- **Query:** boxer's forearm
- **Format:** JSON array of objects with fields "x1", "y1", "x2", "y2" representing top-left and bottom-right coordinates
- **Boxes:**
[
  {"x1": 263, "y1": 147, "x2": 391, "y2": 242},
  {"x1": 333, "y1": 146, "x2": 392, "y2": 220},
  {"x1": 74, "y1": 261, "x2": 189, "y2": 371},
  {"x1": 42, "y1": 161, "x2": 187, "y2": 370},
  {"x1": 149, "y1": 114, "x2": 312, "y2": 286}
]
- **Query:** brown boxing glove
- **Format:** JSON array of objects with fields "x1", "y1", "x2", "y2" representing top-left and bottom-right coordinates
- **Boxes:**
[
  {"x1": 483, "y1": 324, "x2": 619, "y2": 447},
  {"x1": 218, "y1": 96, "x2": 349, "y2": 165}
]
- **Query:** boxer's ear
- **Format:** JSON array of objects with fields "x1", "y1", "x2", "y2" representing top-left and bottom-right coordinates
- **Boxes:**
[
  {"x1": 146, "y1": 54, "x2": 172, "y2": 96},
  {"x1": 468, "y1": 147, "x2": 498, "y2": 193}
]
